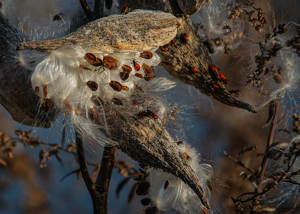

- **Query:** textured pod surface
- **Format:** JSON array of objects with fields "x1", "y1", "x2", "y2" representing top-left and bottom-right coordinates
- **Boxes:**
[
  {"x1": 17, "y1": 10, "x2": 179, "y2": 53},
  {"x1": 90, "y1": 106, "x2": 211, "y2": 209}
]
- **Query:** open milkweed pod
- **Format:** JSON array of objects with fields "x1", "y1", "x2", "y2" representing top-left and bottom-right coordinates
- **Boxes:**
[
  {"x1": 16, "y1": 10, "x2": 180, "y2": 53},
  {"x1": 14, "y1": 8, "x2": 210, "y2": 209}
]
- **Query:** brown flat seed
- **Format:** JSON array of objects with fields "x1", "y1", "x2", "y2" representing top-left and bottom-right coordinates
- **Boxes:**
[
  {"x1": 41, "y1": 98, "x2": 54, "y2": 113},
  {"x1": 103, "y1": 55, "x2": 118, "y2": 64},
  {"x1": 109, "y1": 81, "x2": 122, "y2": 91},
  {"x1": 121, "y1": 64, "x2": 132, "y2": 73},
  {"x1": 42, "y1": 84, "x2": 47, "y2": 99},
  {"x1": 85, "y1": 53, "x2": 102, "y2": 66},
  {"x1": 86, "y1": 81, "x2": 98, "y2": 91},
  {"x1": 122, "y1": 86, "x2": 129, "y2": 91},
  {"x1": 120, "y1": 71, "x2": 130, "y2": 81},
  {"x1": 14, "y1": 61, "x2": 21, "y2": 67},
  {"x1": 273, "y1": 74, "x2": 282, "y2": 84},
  {"x1": 183, "y1": 152, "x2": 192, "y2": 161},
  {"x1": 63, "y1": 98, "x2": 73, "y2": 111},
  {"x1": 112, "y1": 98, "x2": 123, "y2": 105},
  {"x1": 140, "y1": 50, "x2": 153, "y2": 59},
  {"x1": 142, "y1": 63, "x2": 153, "y2": 75},
  {"x1": 164, "y1": 180, "x2": 169, "y2": 190},
  {"x1": 79, "y1": 64, "x2": 91, "y2": 70},
  {"x1": 88, "y1": 107, "x2": 100, "y2": 121},
  {"x1": 91, "y1": 95, "x2": 104, "y2": 106},
  {"x1": 34, "y1": 86, "x2": 39, "y2": 95},
  {"x1": 135, "y1": 73, "x2": 144, "y2": 78},
  {"x1": 202, "y1": 208, "x2": 209, "y2": 214},
  {"x1": 74, "y1": 110, "x2": 82, "y2": 115},
  {"x1": 136, "y1": 182, "x2": 150, "y2": 196},
  {"x1": 141, "y1": 198, "x2": 151, "y2": 206}
]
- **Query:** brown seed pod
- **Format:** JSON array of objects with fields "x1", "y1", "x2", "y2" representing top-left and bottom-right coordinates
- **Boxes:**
[
  {"x1": 79, "y1": 64, "x2": 91, "y2": 70},
  {"x1": 41, "y1": 98, "x2": 54, "y2": 113},
  {"x1": 84, "y1": 53, "x2": 102, "y2": 66},
  {"x1": 136, "y1": 182, "x2": 150, "y2": 196},
  {"x1": 141, "y1": 198, "x2": 151, "y2": 206},
  {"x1": 142, "y1": 63, "x2": 153, "y2": 75},
  {"x1": 88, "y1": 107, "x2": 100, "y2": 121},
  {"x1": 91, "y1": 95, "x2": 104, "y2": 106},
  {"x1": 135, "y1": 73, "x2": 144, "y2": 78},
  {"x1": 42, "y1": 84, "x2": 47, "y2": 99},
  {"x1": 109, "y1": 81, "x2": 122, "y2": 91},
  {"x1": 120, "y1": 71, "x2": 130, "y2": 81},
  {"x1": 16, "y1": 11, "x2": 179, "y2": 53},
  {"x1": 183, "y1": 152, "x2": 192, "y2": 161},
  {"x1": 273, "y1": 74, "x2": 282, "y2": 84},
  {"x1": 63, "y1": 98, "x2": 73, "y2": 111},
  {"x1": 164, "y1": 180, "x2": 169, "y2": 190},
  {"x1": 122, "y1": 86, "x2": 129, "y2": 91},
  {"x1": 86, "y1": 81, "x2": 98, "y2": 91},
  {"x1": 112, "y1": 98, "x2": 123, "y2": 105},
  {"x1": 140, "y1": 51, "x2": 153, "y2": 59},
  {"x1": 34, "y1": 86, "x2": 39, "y2": 95}
]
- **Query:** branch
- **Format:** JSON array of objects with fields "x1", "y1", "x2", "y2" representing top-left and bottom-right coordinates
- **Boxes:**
[{"x1": 79, "y1": 0, "x2": 94, "y2": 21}]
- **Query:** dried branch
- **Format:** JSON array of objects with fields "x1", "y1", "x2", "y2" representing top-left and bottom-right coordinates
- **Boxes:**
[{"x1": 221, "y1": 149, "x2": 256, "y2": 174}]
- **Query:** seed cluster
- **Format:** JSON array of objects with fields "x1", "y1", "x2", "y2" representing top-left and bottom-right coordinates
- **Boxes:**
[{"x1": 30, "y1": 45, "x2": 161, "y2": 124}]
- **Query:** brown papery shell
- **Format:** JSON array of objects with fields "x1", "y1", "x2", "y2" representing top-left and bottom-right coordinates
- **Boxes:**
[
  {"x1": 90, "y1": 106, "x2": 211, "y2": 209},
  {"x1": 17, "y1": 10, "x2": 179, "y2": 53},
  {"x1": 140, "y1": 51, "x2": 153, "y2": 59}
]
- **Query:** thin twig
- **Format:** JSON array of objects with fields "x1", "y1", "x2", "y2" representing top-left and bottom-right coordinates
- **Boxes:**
[
  {"x1": 251, "y1": 96, "x2": 281, "y2": 212},
  {"x1": 95, "y1": 146, "x2": 117, "y2": 214},
  {"x1": 94, "y1": 0, "x2": 104, "y2": 19},
  {"x1": 79, "y1": 0, "x2": 94, "y2": 21},
  {"x1": 221, "y1": 149, "x2": 256, "y2": 174}
]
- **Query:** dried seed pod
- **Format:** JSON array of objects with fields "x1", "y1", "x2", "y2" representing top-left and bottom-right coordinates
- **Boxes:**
[
  {"x1": 84, "y1": 53, "x2": 102, "y2": 66},
  {"x1": 79, "y1": 64, "x2": 91, "y2": 70},
  {"x1": 120, "y1": 71, "x2": 130, "y2": 81},
  {"x1": 88, "y1": 107, "x2": 100, "y2": 121},
  {"x1": 140, "y1": 51, "x2": 153, "y2": 59},
  {"x1": 42, "y1": 84, "x2": 47, "y2": 99},
  {"x1": 91, "y1": 95, "x2": 104, "y2": 106},
  {"x1": 17, "y1": 11, "x2": 179, "y2": 53},
  {"x1": 41, "y1": 99, "x2": 54, "y2": 113},
  {"x1": 273, "y1": 74, "x2": 282, "y2": 84},
  {"x1": 141, "y1": 198, "x2": 151, "y2": 206},
  {"x1": 142, "y1": 63, "x2": 153, "y2": 75},
  {"x1": 112, "y1": 98, "x2": 123, "y2": 105},
  {"x1": 86, "y1": 81, "x2": 98, "y2": 91},
  {"x1": 135, "y1": 73, "x2": 144, "y2": 78},
  {"x1": 34, "y1": 86, "x2": 39, "y2": 95},
  {"x1": 136, "y1": 182, "x2": 150, "y2": 196},
  {"x1": 122, "y1": 86, "x2": 129, "y2": 91},
  {"x1": 109, "y1": 81, "x2": 122, "y2": 91},
  {"x1": 63, "y1": 98, "x2": 73, "y2": 111}
]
